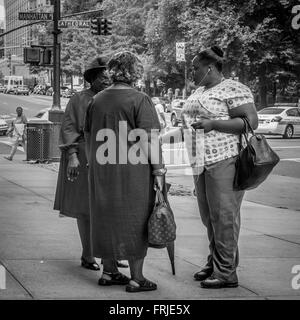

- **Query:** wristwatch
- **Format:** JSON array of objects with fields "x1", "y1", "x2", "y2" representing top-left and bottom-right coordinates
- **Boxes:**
[{"x1": 152, "y1": 168, "x2": 167, "y2": 176}]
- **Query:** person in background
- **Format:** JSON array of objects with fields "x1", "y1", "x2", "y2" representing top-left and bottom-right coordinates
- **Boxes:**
[
  {"x1": 185, "y1": 46, "x2": 258, "y2": 289},
  {"x1": 4, "y1": 107, "x2": 27, "y2": 161},
  {"x1": 54, "y1": 57, "x2": 128, "y2": 271},
  {"x1": 152, "y1": 97, "x2": 167, "y2": 134}
]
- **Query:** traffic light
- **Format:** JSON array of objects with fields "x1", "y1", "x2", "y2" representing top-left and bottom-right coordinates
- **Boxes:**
[
  {"x1": 102, "y1": 18, "x2": 112, "y2": 35},
  {"x1": 24, "y1": 47, "x2": 40, "y2": 64},
  {"x1": 91, "y1": 18, "x2": 101, "y2": 35},
  {"x1": 7, "y1": 53, "x2": 11, "y2": 68}
]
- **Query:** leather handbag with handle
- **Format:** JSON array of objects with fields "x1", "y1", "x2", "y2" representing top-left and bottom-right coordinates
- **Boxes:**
[
  {"x1": 148, "y1": 189, "x2": 176, "y2": 247},
  {"x1": 233, "y1": 117, "x2": 280, "y2": 191}
]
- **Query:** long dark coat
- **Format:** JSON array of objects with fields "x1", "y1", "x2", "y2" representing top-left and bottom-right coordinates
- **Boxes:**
[
  {"x1": 84, "y1": 88, "x2": 162, "y2": 260},
  {"x1": 54, "y1": 89, "x2": 95, "y2": 218}
]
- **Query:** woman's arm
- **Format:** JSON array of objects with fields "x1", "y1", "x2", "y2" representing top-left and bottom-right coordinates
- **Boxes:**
[
  {"x1": 192, "y1": 103, "x2": 258, "y2": 134},
  {"x1": 160, "y1": 127, "x2": 183, "y2": 144}
]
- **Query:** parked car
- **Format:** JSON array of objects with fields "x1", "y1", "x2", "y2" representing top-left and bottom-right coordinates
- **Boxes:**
[
  {"x1": 46, "y1": 87, "x2": 54, "y2": 96},
  {"x1": 33, "y1": 85, "x2": 46, "y2": 95},
  {"x1": 62, "y1": 88, "x2": 77, "y2": 98},
  {"x1": 5, "y1": 85, "x2": 18, "y2": 94},
  {"x1": 152, "y1": 96, "x2": 171, "y2": 113},
  {"x1": 0, "y1": 84, "x2": 5, "y2": 93},
  {"x1": 170, "y1": 99, "x2": 186, "y2": 127},
  {"x1": 0, "y1": 118, "x2": 9, "y2": 136},
  {"x1": 255, "y1": 105, "x2": 300, "y2": 139},
  {"x1": 72, "y1": 85, "x2": 84, "y2": 92},
  {"x1": 14, "y1": 85, "x2": 30, "y2": 95}
]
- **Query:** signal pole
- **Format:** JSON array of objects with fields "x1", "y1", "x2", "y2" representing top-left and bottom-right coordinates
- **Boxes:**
[
  {"x1": 48, "y1": 0, "x2": 64, "y2": 161},
  {"x1": 51, "y1": 0, "x2": 61, "y2": 110}
]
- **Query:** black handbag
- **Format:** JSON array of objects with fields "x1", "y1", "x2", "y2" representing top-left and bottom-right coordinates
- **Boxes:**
[
  {"x1": 148, "y1": 189, "x2": 176, "y2": 247},
  {"x1": 233, "y1": 117, "x2": 280, "y2": 191}
]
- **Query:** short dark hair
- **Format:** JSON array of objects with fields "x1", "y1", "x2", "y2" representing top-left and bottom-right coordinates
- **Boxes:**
[{"x1": 197, "y1": 46, "x2": 224, "y2": 72}]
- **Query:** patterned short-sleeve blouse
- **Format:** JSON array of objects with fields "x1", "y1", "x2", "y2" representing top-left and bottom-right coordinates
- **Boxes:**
[{"x1": 183, "y1": 79, "x2": 254, "y2": 166}]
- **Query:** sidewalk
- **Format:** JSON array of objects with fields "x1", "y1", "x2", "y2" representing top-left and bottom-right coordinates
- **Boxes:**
[{"x1": 0, "y1": 155, "x2": 299, "y2": 300}]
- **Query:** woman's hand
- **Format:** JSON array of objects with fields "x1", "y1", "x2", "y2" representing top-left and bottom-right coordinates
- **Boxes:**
[
  {"x1": 191, "y1": 119, "x2": 214, "y2": 133},
  {"x1": 154, "y1": 175, "x2": 165, "y2": 191},
  {"x1": 67, "y1": 153, "x2": 80, "y2": 182}
]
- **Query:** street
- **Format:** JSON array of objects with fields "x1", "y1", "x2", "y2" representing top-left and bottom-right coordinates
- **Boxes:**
[{"x1": 0, "y1": 92, "x2": 68, "y2": 119}]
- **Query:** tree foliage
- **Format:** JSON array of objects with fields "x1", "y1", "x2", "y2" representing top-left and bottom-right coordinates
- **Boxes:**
[{"x1": 36, "y1": 0, "x2": 299, "y2": 103}]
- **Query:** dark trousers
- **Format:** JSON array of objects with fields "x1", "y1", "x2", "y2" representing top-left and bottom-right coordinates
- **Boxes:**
[{"x1": 193, "y1": 156, "x2": 245, "y2": 283}]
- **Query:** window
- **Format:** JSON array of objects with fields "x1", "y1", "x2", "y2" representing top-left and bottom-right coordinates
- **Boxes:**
[
  {"x1": 258, "y1": 108, "x2": 284, "y2": 115},
  {"x1": 286, "y1": 109, "x2": 300, "y2": 117}
]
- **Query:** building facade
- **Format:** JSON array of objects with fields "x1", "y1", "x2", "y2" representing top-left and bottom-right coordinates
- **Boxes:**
[{"x1": 4, "y1": 0, "x2": 31, "y2": 58}]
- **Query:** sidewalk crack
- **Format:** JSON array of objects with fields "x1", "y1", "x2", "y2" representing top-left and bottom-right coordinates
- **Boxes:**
[
  {"x1": 0, "y1": 258, "x2": 35, "y2": 299},
  {"x1": 0, "y1": 175, "x2": 52, "y2": 202}
]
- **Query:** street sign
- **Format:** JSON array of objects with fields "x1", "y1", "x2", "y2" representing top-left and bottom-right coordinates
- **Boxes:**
[
  {"x1": 176, "y1": 42, "x2": 186, "y2": 62},
  {"x1": 58, "y1": 20, "x2": 91, "y2": 28},
  {"x1": 18, "y1": 12, "x2": 53, "y2": 21}
]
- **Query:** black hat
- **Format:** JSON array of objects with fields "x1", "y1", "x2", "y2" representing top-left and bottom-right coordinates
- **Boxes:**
[{"x1": 83, "y1": 57, "x2": 107, "y2": 83}]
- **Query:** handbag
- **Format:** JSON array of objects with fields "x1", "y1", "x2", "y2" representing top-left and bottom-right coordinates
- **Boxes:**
[
  {"x1": 148, "y1": 189, "x2": 176, "y2": 247},
  {"x1": 233, "y1": 117, "x2": 280, "y2": 191}
]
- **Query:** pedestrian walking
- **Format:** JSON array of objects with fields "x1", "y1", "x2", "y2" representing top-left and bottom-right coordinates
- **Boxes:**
[
  {"x1": 182, "y1": 46, "x2": 258, "y2": 289},
  {"x1": 53, "y1": 57, "x2": 129, "y2": 271},
  {"x1": 152, "y1": 97, "x2": 167, "y2": 134},
  {"x1": 84, "y1": 51, "x2": 165, "y2": 292},
  {"x1": 4, "y1": 107, "x2": 27, "y2": 161}
]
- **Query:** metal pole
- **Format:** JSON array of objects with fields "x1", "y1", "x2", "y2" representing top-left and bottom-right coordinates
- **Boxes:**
[
  {"x1": 184, "y1": 61, "x2": 187, "y2": 98},
  {"x1": 52, "y1": 0, "x2": 61, "y2": 110}
]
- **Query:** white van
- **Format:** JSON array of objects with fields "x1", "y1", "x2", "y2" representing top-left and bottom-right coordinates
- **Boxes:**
[{"x1": 4, "y1": 76, "x2": 23, "y2": 94}]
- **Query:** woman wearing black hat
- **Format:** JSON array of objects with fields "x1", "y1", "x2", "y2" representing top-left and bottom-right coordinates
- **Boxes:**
[{"x1": 54, "y1": 57, "x2": 128, "y2": 270}]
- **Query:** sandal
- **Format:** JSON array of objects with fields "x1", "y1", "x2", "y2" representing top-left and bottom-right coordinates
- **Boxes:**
[
  {"x1": 98, "y1": 272, "x2": 130, "y2": 286},
  {"x1": 126, "y1": 278, "x2": 157, "y2": 293},
  {"x1": 81, "y1": 257, "x2": 100, "y2": 271}
]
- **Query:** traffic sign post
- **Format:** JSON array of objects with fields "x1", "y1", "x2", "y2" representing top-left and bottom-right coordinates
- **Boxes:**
[{"x1": 176, "y1": 42, "x2": 186, "y2": 62}]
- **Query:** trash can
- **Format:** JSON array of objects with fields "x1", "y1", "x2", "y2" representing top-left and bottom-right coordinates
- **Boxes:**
[{"x1": 26, "y1": 120, "x2": 52, "y2": 162}]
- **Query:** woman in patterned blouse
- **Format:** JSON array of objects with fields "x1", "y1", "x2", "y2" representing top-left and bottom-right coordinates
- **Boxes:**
[{"x1": 184, "y1": 46, "x2": 258, "y2": 289}]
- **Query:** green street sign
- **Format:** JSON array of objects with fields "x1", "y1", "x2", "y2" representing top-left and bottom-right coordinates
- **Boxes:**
[
  {"x1": 58, "y1": 20, "x2": 91, "y2": 28},
  {"x1": 18, "y1": 12, "x2": 53, "y2": 21}
]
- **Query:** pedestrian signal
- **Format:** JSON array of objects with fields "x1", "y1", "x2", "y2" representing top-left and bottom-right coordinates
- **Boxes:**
[{"x1": 24, "y1": 47, "x2": 40, "y2": 64}]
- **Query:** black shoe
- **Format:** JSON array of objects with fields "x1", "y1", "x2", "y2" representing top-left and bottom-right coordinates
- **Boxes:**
[
  {"x1": 126, "y1": 278, "x2": 157, "y2": 293},
  {"x1": 98, "y1": 272, "x2": 130, "y2": 286},
  {"x1": 200, "y1": 276, "x2": 238, "y2": 289},
  {"x1": 81, "y1": 257, "x2": 100, "y2": 271},
  {"x1": 193, "y1": 268, "x2": 213, "y2": 281}
]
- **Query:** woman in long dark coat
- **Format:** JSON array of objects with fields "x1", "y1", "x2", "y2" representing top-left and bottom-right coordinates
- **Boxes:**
[
  {"x1": 54, "y1": 57, "x2": 109, "y2": 270},
  {"x1": 85, "y1": 51, "x2": 166, "y2": 292}
]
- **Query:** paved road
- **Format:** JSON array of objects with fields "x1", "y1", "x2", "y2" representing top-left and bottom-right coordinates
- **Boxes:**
[{"x1": 0, "y1": 92, "x2": 68, "y2": 119}]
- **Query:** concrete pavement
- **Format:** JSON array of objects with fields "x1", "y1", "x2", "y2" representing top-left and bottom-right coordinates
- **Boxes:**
[{"x1": 0, "y1": 155, "x2": 300, "y2": 300}]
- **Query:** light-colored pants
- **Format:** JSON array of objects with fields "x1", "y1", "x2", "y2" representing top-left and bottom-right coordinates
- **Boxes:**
[
  {"x1": 9, "y1": 138, "x2": 26, "y2": 159},
  {"x1": 193, "y1": 156, "x2": 245, "y2": 283}
]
